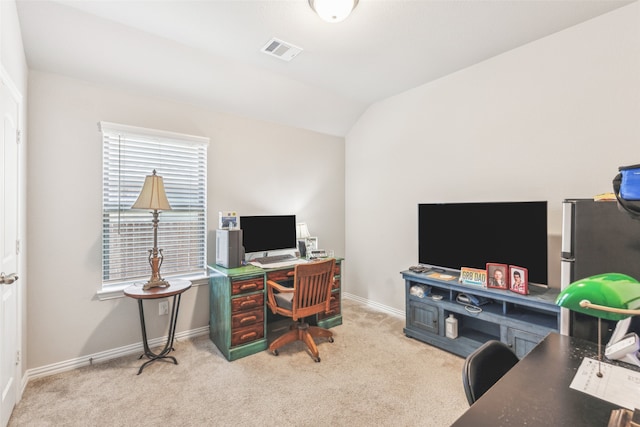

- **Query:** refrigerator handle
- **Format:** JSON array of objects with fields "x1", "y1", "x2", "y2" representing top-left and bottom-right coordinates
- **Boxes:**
[
  {"x1": 561, "y1": 201, "x2": 574, "y2": 256},
  {"x1": 560, "y1": 201, "x2": 575, "y2": 337},
  {"x1": 559, "y1": 260, "x2": 573, "y2": 336}
]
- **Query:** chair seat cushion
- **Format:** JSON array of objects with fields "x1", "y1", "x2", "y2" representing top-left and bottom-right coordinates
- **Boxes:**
[{"x1": 275, "y1": 292, "x2": 294, "y2": 311}]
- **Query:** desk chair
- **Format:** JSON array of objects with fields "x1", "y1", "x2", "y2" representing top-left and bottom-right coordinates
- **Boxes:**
[
  {"x1": 266, "y1": 258, "x2": 336, "y2": 362},
  {"x1": 462, "y1": 340, "x2": 519, "y2": 405}
]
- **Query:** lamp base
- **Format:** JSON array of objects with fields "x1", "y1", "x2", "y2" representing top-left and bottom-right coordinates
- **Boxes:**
[{"x1": 143, "y1": 279, "x2": 171, "y2": 291}]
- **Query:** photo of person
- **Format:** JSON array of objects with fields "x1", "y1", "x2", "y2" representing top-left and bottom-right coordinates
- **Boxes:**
[
  {"x1": 509, "y1": 266, "x2": 529, "y2": 295},
  {"x1": 486, "y1": 263, "x2": 508, "y2": 289}
]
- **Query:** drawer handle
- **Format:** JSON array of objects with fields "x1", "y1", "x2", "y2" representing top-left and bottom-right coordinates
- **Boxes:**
[
  {"x1": 240, "y1": 332, "x2": 257, "y2": 341},
  {"x1": 240, "y1": 316, "x2": 257, "y2": 324},
  {"x1": 240, "y1": 300, "x2": 257, "y2": 307},
  {"x1": 239, "y1": 283, "x2": 258, "y2": 291}
]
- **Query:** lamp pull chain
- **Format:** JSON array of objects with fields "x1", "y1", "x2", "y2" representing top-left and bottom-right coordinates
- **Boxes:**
[{"x1": 597, "y1": 317, "x2": 603, "y2": 378}]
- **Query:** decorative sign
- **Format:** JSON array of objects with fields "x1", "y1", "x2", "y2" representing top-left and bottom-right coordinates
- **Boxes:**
[{"x1": 459, "y1": 267, "x2": 487, "y2": 287}]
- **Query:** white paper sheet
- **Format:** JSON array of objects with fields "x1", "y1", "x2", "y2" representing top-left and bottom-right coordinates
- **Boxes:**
[{"x1": 570, "y1": 357, "x2": 640, "y2": 410}]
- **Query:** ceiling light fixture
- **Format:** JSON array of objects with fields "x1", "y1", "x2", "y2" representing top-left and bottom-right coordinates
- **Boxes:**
[{"x1": 309, "y1": 0, "x2": 359, "y2": 23}]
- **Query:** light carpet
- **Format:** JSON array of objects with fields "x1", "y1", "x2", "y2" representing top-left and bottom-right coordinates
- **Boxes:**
[{"x1": 9, "y1": 299, "x2": 468, "y2": 426}]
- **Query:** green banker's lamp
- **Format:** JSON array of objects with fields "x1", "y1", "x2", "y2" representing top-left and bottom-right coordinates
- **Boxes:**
[{"x1": 556, "y1": 272, "x2": 640, "y2": 376}]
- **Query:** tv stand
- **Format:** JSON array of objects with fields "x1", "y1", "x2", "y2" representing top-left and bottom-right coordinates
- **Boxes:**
[{"x1": 401, "y1": 269, "x2": 560, "y2": 358}]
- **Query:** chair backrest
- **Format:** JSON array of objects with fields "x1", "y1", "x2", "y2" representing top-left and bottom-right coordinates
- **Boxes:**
[
  {"x1": 462, "y1": 340, "x2": 519, "y2": 405},
  {"x1": 291, "y1": 258, "x2": 336, "y2": 321}
]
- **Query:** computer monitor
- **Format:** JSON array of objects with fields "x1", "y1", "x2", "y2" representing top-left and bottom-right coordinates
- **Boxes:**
[{"x1": 240, "y1": 215, "x2": 297, "y2": 255}]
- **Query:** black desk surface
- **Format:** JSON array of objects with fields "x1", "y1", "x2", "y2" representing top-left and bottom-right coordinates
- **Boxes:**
[{"x1": 452, "y1": 332, "x2": 638, "y2": 427}]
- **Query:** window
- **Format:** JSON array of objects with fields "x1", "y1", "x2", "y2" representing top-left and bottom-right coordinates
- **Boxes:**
[{"x1": 100, "y1": 122, "x2": 208, "y2": 293}]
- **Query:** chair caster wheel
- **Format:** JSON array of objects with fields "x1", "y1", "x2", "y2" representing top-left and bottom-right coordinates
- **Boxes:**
[
  {"x1": 273, "y1": 349, "x2": 279, "y2": 356},
  {"x1": 329, "y1": 337, "x2": 334, "y2": 343},
  {"x1": 314, "y1": 357, "x2": 321, "y2": 363}
]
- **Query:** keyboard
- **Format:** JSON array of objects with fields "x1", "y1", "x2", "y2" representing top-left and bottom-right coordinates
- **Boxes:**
[{"x1": 252, "y1": 254, "x2": 296, "y2": 265}]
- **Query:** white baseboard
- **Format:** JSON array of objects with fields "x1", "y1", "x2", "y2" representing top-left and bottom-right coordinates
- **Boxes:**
[
  {"x1": 20, "y1": 296, "x2": 403, "y2": 392},
  {"x1": 342, "y1": 292, "x2": 405, "y2": 318},
  {"x1": 22, "y1": 326, "x2": 210, "y2": 386}
]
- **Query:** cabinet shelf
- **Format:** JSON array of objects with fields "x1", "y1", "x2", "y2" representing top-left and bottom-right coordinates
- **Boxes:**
[{"x1": 402, "y1": 269, "x2": 560, "y2": 358}]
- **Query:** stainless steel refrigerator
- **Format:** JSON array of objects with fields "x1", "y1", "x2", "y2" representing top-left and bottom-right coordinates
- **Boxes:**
[{"x1": 561, "y1": 198, "x2": 640, "y2": 341}]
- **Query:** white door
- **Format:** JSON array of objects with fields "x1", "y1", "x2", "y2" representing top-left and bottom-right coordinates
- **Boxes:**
[{"x1": 0, "y1": 76, "x2": 19, "y2": 427}]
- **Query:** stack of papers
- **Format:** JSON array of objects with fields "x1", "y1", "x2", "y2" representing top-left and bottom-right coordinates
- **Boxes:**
[{"x1": 570, "y1": 357, "x2": 640, "y2": 410}]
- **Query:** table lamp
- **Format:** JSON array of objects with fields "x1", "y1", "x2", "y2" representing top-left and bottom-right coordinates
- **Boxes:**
[
  {"x1": 556, "y1": 272, "x2": 640, "y2": 376},
  {"x1": 132, "y1": 169, "x2": 172, "y2": 290}
]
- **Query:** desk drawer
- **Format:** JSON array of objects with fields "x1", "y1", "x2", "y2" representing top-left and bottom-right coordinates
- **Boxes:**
[
  {"x1": 231, "y1": 323, "x2": 264, "y2": 347},
  {"x1": 317, "y1": 295, "x2": 340, "y2": 320},
  {"x1": 267, "y1": 270, "x2": 293, "y2": 283},
  {"x1": 231, "y1": 294, "x2": 264, "y2": 313},
  {"x1": 231, "y1": 277, "x2": 264, "y2": 295},
  {"x1": 231, "y1": 308, "x2": 264, "y2": 329}
]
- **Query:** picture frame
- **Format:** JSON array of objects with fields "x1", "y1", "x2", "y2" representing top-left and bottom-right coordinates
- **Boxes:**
[
  {"x1": 486, "y1": 263, "x2": 509, "y2": 289},
  {"x1": 306, "y1": 237, "x2": 318, "y2": 252},
  {"x1": 509, "y1": 265, "x2": 529, "y2": 295},
  {"x1": 218, "y1": 211, "x2": 238, "y2": 229},
  {"x1": 298, "y1": 237, "x2": 318, "y2": 259}
]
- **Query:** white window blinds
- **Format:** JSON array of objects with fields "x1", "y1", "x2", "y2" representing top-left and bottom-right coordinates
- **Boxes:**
[{"x1": 100, "y1": 122, "x2": 208, "y2": 287}]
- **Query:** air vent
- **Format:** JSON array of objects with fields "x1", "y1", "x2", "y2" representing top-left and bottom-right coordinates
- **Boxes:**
[{"x1": 260, "y1": 38, "x2": 303, "y2": 62}]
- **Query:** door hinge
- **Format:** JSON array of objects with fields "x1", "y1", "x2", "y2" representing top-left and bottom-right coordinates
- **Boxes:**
[
  {"x1": 16, "y1": 351, "x2": 20, "y2": 366},
  {"x1": 16, "y1": 129, "x2": 22, "y2": 144},
  {"x1": 16, "y1": 239, "x2": 20, "y2": 255}
]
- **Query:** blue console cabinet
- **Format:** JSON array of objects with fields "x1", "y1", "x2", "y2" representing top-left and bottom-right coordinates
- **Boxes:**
[{"x1": 401, "y1": 270, "x2": 560, "y2": 358}]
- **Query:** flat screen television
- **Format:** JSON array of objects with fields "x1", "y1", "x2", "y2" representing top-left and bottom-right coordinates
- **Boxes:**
[
  {"x1": 240, "y1": 215, "x2": 297, "y2": 255},
  {"x1": 418, "y1": 201, "x2": 548, "y2": 285}
]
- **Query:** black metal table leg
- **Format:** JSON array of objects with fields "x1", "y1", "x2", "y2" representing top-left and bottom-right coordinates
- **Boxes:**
[
  {"x1": 135, "y1": 293, "x2": 183, "y2": 375},
  {"x1": 124, "y1": 280, "x2": 192, "y2": 375}
]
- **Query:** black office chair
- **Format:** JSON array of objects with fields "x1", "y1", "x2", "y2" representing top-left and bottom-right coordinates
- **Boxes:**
[{"x1": 462, "y1": 340, "x2": 519, "y2": 405}]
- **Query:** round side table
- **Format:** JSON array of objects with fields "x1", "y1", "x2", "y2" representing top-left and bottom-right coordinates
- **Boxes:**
[{"x1": 124, "y1": 279, "x2": 192, "y2": 375}]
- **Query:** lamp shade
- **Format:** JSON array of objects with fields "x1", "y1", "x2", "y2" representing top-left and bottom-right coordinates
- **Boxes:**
[
  {"x1": 309, "y1": 0, "x2": 358, "y2": 23},
  {"x1": 132, "y1": 170, "x2": 172, "y2": 211},
  {"x1": 556, "y1": 273, "x2": 640, "y2": 321},
  {"x1": 297, "y1": 222, "x2": 311, "y2": 239}
]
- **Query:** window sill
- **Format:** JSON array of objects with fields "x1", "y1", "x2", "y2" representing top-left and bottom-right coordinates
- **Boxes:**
[{"x1": 96, "y1": 274, "x2": 209, "y2": 301}]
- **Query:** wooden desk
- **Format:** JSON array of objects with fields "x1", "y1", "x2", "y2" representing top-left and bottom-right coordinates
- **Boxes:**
[
  {"x1": 124, "y1": 279, "x2": 192, "y2": 374},
  {"x1": 452, "y1": 332, "x2": 639, "y2": 426},
  {"x1": 208, "y1": 259, "x2": 343, "y2": 361}
]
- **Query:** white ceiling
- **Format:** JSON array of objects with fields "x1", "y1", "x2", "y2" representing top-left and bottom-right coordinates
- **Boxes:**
[{"x1": 16, "y1": 0, "x2": 633, "y2": 136}]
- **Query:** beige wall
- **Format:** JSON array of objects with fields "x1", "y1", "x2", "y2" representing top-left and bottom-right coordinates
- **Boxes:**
[
  {"x1": 26, "y1": 71, "x2": 344, "y2": 369},
  {"x1": 17, "y1": 1, "x2": 640, "y2": 373},
  {"x1": 345, "y1": 3, "x2": 640, "y2": 310}
]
